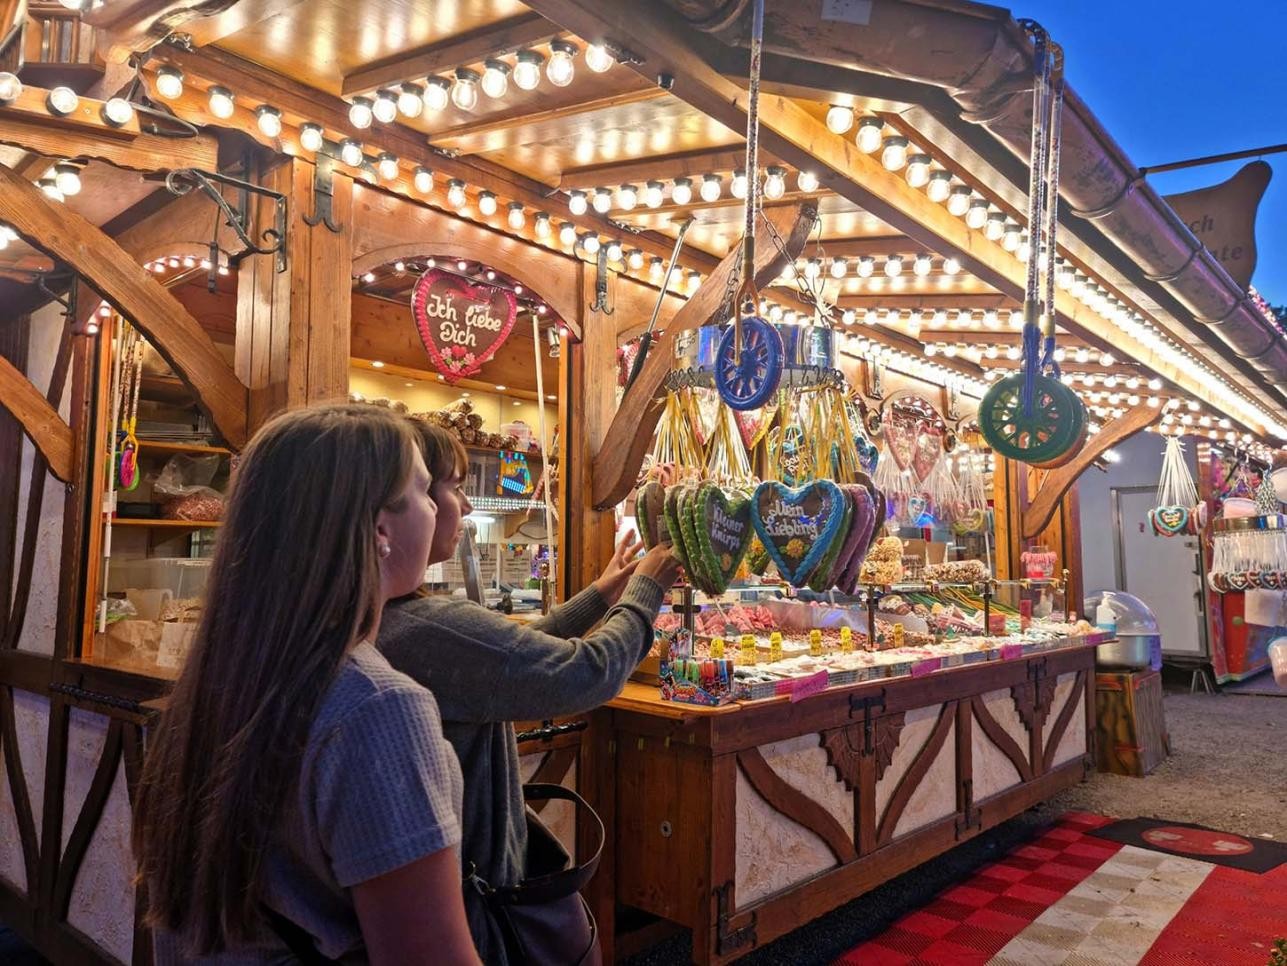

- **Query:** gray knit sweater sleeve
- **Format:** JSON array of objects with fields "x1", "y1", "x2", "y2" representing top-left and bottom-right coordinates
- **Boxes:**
[
  {"x1": 378, "y1": 575, "x2": 664, "y2": 723},
  {"x1": 530, "y1": 585, "x2": 611, "y2": 638}
]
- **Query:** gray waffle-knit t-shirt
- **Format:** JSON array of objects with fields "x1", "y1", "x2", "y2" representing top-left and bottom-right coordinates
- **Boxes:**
[{"x1": 153, "y1": 642, "x2": 464, "y2": 964}]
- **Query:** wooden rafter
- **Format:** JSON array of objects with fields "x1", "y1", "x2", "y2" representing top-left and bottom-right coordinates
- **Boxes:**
[
  {"x1": 590, "y1": 202, "x2": 814, "y2": 508},
  {"x1": 0, "y1": 165, "x2": 247, "y2": 448},
  {"x1": 0, "y1": 353, "x2": 73, "y2": 483},
  {"x1": 559, "y1": 146, "x2": 770, "y2": 189},
  {"x1": 519, "y1": 0, "x2": 1269, "y2": 438},
  {"x1": 341, "y1": 12, "x2": 561, "y2": 97}
]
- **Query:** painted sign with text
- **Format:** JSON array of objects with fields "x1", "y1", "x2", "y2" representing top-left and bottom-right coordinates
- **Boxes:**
[
  {"x1": 411, "y1": 269, "x2": 518, "y2": 383},
  {"x1": 1163, "y1": 161, "x2": 1270, "y2": 290}
]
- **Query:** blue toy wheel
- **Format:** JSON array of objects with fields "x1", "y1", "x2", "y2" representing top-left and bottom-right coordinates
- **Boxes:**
[{"x1": 715, "y1": 317, "x2": 784, "y2": 411}]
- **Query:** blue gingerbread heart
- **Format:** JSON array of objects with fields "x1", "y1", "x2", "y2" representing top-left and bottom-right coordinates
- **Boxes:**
[{"x1": 751, "y1": 480, "x2": 846, "y2": 587}]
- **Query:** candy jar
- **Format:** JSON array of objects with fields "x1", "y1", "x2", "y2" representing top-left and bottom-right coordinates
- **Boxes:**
[{"x1": 1021, "y1": 544, "x2": 1057, "y2": 580}]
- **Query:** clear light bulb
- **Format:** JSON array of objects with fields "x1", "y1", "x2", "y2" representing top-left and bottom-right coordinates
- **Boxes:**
[
  {"x1": 547, "y1": 41, "x2": 577, "y2": 87},
  {"x1": 616, "y1": 184, "x2": 638, "y2": 210},
  {"x1": 299, "y1": 123, "x2": 324, "y2": 152},
  {"x1": 424, "y1": 77, "x2": 451, "y2": 112},
  {"x1": 913, "y1": 253, "x2": 932, "y2": 276},
  {"x1": 905, "y1": 154, "x2": 931, "y2": 187},
  {"x1": 797, "y1": 170, "x2": 819, "y2": 192},
  {"x1": 513, "y1": 51, "x2": 543, "y2": 91},
  {"x1": 559, "y1": 222, "x2": 577, "y2": 245},
  {"x1": 686, "y1": 271, "x2": 700, "y2": 294},
  {"x1": 1001, "y1": 222, "x2": 1021, "y2": 251},
  {"x1": 481, "y1": 60, "x2": 510, "y2": 99},
  {"x1": 627, "y1": 249, "x2": 644, "y2": 270},
  {"x1": 568, "y1": 190, "x2": 588, "y2": 215},
  {"x1": 884, "y1": 255, "x2": 903, "y2": 277},
  {"x1": 842, "y1": 309, "x2": 856, "y2": 325},
  {"x1": 700, "y1": 174, "x2": 721, "y2": 202},
  {"x1": 585, "y1": 43, "x2": 614, "y2": 73},
  {"x1": 763, "y1": 166, "x2": 786, "y2": 200},
  {"x1": 592, "y1": 187, "x2": 612, "y2": 213},
  {"x1": 339, "y1": 138, "x2": 363, "y2": 167},
  {"x1": 53, "y1": 163, "x2": 81, "y2": 196},
  {"x1": 965, "y1": 200, "x2": 989, "y2": 230},
  {"x1": 825, "y1": 104, "x2": 854, "y2": 134},
  {"x1": 535, "y1": 212, "x2": 551, "y2": 238},
  {"x1": 413, "y1": 166, "x2": 433, "y2": 193},
  {"x1": 927, "y1": 171, "x2": 952, "y2": 203},
  {"x1": 606, "y1": 240, "x2": 623, "y2": 262},
  {"x1": 255, "y1": 105, "x2": 282, "y2": 137},
  {"x1": 447, "y1": 179, "x2": 467, "y2": 208},
  {"x1": 45, "y1": 85, "x2": 78, "y2": 116},
  {"x1": 671, "y1": 178, "x2": 693, "y2": 205},
  {"x1": 372, "y1": 90, "x2": 397, "y2": 123},
  {"x1": 983, "y1": 309, "x2": 998, "y2": 328},
  {"x1": 376, "y1": 153, "x2": 398, "y2": 180},
  {"x1": 649, "y1": 257, "x2": 664, "y2": 280},
  {"x1": 154, "y1": 67, "x2": 182, "y2": 100},
  {"x1": 478, "y1": 191, "x2": 498, "y2": 216},
  {"x1": 730, "y1": 169, "x2": 747, "y2": 199},
  {"x1": 348, "y1": 96, "x2": 373, "y2": 128},
  {"x1": 880, "y1": 136, "x2": 908, "y2": 171},
  {"x1": 856, "y1": 256, "x2": 875, "y2": 278},
  {"x1": 508, "y1": 203, "x2": 526, "y2": 229},
  {"x1": 37, "y1": 178, "x2": 64, "y2": 203},
  {"x1": 452, "y1": 69, "x2": 480, "y2": 111},
  {"x1": 644, "y1": 180, "x2": 665, "y2": 207},
  {"x1": 581, "y1": 233, "x2": 600, "y2": 255},
  {"x1": 830, "y1": 257, "x2": 847, "y2": 279},
  {"x1": 942, "y1": 256, "x2": 961, "y2": 275},
  {"x1": 804, "y1": 258, "x2": 822, "y2": 280},
  {"x1": 102, "y1": 97, "x2": 134, "y2": 127},
  {"x1": 855, "y1": 117, "x2": 883, "y2": 153},
  {"x1": 985, "y1": 213, "x2": 1006, "y2": 241},
  {"x1": 397, "y1": 83, "x2": 424, "y2": 117}
]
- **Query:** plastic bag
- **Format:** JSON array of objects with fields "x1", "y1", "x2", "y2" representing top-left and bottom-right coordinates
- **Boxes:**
[{"x1": 154, "y1": 454, "x2": 225, "y2": 521}]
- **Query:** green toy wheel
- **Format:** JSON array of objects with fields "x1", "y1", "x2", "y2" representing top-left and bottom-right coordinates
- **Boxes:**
[{"x1": 978, "y1": 373, "x2": 1085, "y2": 464}]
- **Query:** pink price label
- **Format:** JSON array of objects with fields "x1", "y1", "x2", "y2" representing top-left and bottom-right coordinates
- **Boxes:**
[
  {"x1": 1000, "y1": 643, "x2": 1023, "y2": 661},
  {"x1": 777, "y1": 670, "x2": 830, "y2": 703},
  {"x1": 911, "y1": 658, "x2": 940, "y2": 678}
]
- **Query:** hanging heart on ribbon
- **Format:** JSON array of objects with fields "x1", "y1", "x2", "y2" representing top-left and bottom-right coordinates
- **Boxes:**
[
  {"x1": 734, "y1": 404, "x2": 777, "y2": 451},
  {"x1": 1149, "y1": 505, "x2": 1189, "y2": 537},
  {"x1": 692, "y1": 484, "x2": 754, "y2": 595},
  {"x1": 664, "y1": 484, "x2": 696, "y2": 575},
  {"x1": 809, "y1": 495, "x2": 853, "y2": 592},
  {"x1": 884, "y1": 412, "x2": 916, "y2": 472},
  {"x1": 751, "y1": 480, "x2": 845, "y2": 587},
  {"x1": 911, "y1": 425, "x2": 943, "y2": 483},
  {"x1": 827, "y1": 485, "x2": 873, "y2": 591},
  {"x1": 690, "y1": 388, "x2": 722, "y2": 446},
  {"x1": 411, "y1": 269, "x2": 518, "y2": 384},
  {"x1": 635, "y1": 481, "x2": 667, "y2": 549},
  {"x1": 836, "y1": 486, "x2": 879, "y2": 595}
]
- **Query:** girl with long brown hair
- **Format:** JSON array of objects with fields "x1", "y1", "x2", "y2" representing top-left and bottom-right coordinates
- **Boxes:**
[
  {"x1": 134, "y1": 404, "x2": 480, "y2": 964},
  {"x1": 377, "y1": 419, "x2": 681, "y2": 963}
]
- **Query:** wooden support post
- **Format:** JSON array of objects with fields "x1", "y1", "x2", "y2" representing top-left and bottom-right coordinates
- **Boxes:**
[{"x1": 236, "y1": 157, "x2": 352, "y2": 431}]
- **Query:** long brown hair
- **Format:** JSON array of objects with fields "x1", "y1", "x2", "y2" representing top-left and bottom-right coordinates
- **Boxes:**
[
  {"x1": 408, "y1": 417, "x2": 468, "y2": 483},
  {"x1": 133, "y1": 404, "x2": 419, "y2": 954}
]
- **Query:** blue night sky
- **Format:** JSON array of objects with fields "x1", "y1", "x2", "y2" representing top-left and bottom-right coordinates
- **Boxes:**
[{"x1": 1015, "y1": 0, "x2": 1286, "y2": 305}]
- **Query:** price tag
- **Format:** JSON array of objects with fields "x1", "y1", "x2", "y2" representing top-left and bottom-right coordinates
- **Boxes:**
[
  {"x1": 740, "y1": 633, "x2": 757, "y2": 666},
  {"x1": 776, "y1": 670, "x2": 829, "y2": 702},
  {"x1": 711, "y1": 636, "x2": 725, "y2": 659},
  {"x1": 911, "y1": 657, "x2": 940, "y2": 677},
  {"x1": 1000, "y1": 643, "x2": 1023, "y2": 661},
  {"x1": 840, "y1": 626, "x2": 853, "y2": 652},
  {"x1": 769, "y1": 631, "x2": 783, "y2": 664},
  {"x1": 809, "y1": 628, "x2": 823, "y2": 657},
  {"x1": 893, "y1": 624, "x2": 905, "y2": 647}
]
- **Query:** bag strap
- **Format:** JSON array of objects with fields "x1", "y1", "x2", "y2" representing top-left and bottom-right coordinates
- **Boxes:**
[
  {"x1": 486, "y1": 783, "x2": 605, "y2": 906},
  {"x1": 261, "y1": 905, "x2": 341, "y2": 966}
]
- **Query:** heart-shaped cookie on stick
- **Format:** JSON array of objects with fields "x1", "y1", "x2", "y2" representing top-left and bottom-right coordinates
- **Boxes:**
[
  {"x1": 635, "y1": 480, "x2": 667, "y2": 550},
  {"x1": 751, "y1": 480, "x2": 846, "y2": 588},
  {"x1": 692, "y1": 484, "x2": 754, "y2": 595}
]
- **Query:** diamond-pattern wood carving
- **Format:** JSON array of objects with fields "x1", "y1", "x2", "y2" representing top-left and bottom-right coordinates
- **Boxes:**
[{"x1": 820, "y1": 712, "x2": 906, "y2": 790}]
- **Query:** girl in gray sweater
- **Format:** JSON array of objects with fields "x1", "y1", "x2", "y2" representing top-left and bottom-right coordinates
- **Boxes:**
[{"x1": 378, "y1": 419, "x2": 680, "y2": 964}]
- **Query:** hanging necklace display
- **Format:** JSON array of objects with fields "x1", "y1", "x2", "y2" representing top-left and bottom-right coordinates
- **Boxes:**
[
  {"x1": 979, "y1": 24, "x2": 1085, "y2": 464},
  {"x1": 1148, "y1": 435, "x2": 1200, "y2": 536},
  {"x1": 1209, "y1": 517, "x2": 1287, "y2": 592},
  {"x1": 117, "y1": 325, "x2": 144, "y2": 491},
  {"x1": 950, "y1": 448, "x2": 990, "y2": 535}
]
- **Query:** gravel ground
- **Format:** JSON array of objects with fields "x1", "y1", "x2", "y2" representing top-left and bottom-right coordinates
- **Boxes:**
[{"x1": 624, "y1": 687, "x2": 1287, "y2": 965}]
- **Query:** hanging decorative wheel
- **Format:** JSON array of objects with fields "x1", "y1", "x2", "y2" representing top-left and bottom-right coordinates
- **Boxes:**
[
  {"x1": 1032, "y1": 409, "x2": 1088, "y2": 469},
  {"x1": 978, "y1": 373, "x2": 1084, "y2": 464},
  {"x1": 715, "y1": 316, "x2": 784, "y2": 411}
]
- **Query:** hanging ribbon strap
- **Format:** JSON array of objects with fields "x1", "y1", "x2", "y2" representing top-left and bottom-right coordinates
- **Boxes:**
[{"x1": 732, "y1": 0, "x2": 766, "y2": 359}]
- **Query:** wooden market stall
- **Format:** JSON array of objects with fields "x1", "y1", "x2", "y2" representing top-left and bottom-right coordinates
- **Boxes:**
[{"x1": 0, "y1": 0, "x2": 1284, "y2": 964}]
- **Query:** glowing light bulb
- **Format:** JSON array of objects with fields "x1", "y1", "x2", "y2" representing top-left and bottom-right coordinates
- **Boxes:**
[
  {"x1": 855, "y1": 117, "x2": 882, "y2": 153},
  {"x1": 586, "y1": 43, "x2": 614, "y2": 73},
  {"x1": 452, "y1": 69, "x2": 480, "y2": 110},
  {"x1": 424, "y1": 77, "x2": 452, "y2": 111},
  {"x1": 627, "y1": 249, "x2": 644, "y2": 270},
  {"x1": 397, "y1": 83, "x2": 424, "y2": 117},
  {"x1": 154, "y1": 67, "x2": 183, "y2": 100},
  {"x1": 505, "y1": 202, "x2": 525, "y2": 230},
  {"x1": 880, "y1": 136, "x2": 909, "y2": 171},
  {"x1": 884, "y1": 255, "x2": 903, "y2": 277},
  {"x1": 644, "y1": 180, "x2": 665, "y2": 208},
  {"x1": 700, "y1": 174, "x2": 722, "y2": 202},
  {"x1": 856, "y1": 256, "x2": 875, "y2": 278},
  {"x1": 804, "y1": 257, "x2": 822, "y2": 280},
  {"x1": 580, "y1": 233, "x2": 600, "y2": 254},
  {"x1": 101, "y1": 97, "x2": 134, "y2": 128},
  {"x1": 983, "y1": 309, "x2": 998, "y2": 328},
  {"x1": 686, "y1": 271, "x2": 701, "y2": 294},
  {"x1": 45, "y1": 85, "x2": 78, "y2": 117},
  {"x1": 913, "y1": 253, "x2": 932, "y2": 276},
  {"x1": 1001, "y1": 222, "x2": 1022, "y2": 251},
  {"x1": 447, "y1": 179, "x2": 467, "y2": 208},
  {"x1": 535, "y1": 212, "x2": 551, "y2": 238},
  {"x1": 372, "y1": 90, "x2": 398, "y2": 123},
  {"x1": 513, "y1": 51, "x2": 543, "y2": 91},
  {"x1": 248, "y1": 105, "x2": 281, "y2": 138},
  {"x1": 926, "y1": 171, "x2": 952, "y2": 203},
  {"x1": 826, "y1": 104, "x2": 854, "y2": 134},
  {"x1": 339, "y1": 138, "x2": 363, "y2": 167},
  {"x1": 616, "y1": 183, "x2": 638, "y2": 210},
  {"x1": 478, "y1": 191, "x2": 498, "y2": 216},
  {"x1": 413, "y1": 166, "x2": 433, "y2": 193},
  {"x1": 299, "y1": 123, "x2": 324, "y2": 152},
  {"x1": 53, "y1": 163, "x2": 81, "y2": 196},
  {"x1": 649, "y1": 257, "x2": 664, "y2": 280},
  {"x1": 842, "y1": 309, "x2": 856, "y2": 325},
  {"x1": 730, "y1": 169, "x2": 747, "y2": 199},
  {"x1": 479, "y1": 60, "x2": 509, "y2": 99},
  {"x1": 905, "y1": 154, "x2": 931, "y2": 187},
  {"x1": 592, "y1": 187, "x2": 612, "y2": 213},
  {"x1": 830, "y1": 257, "x2": 848, "y2": 279},
  {"x1": 966, "y1": 200, "x2": 989, "y2": 230},
  {"x1": 671, "y1": 178, "x2": 693, "y2": 205},
  {"x1": 37, "y1": 178, "x2": 64, "y2": 203},
  {"x1": 568, "y1": 190, "x2": 588, "y2": 215},
  {"x1": 606, "y1": 240, "x2": 623, "y2": 262},
  {"x1": 559, "y1": 222, "x2": 577, "y2": 245},
  {"x1": 797, "y1": 169, "x2": 819, "y2": 192},
  {"x1": 547, "y1": 40, "x2": 577, "y2": 87},
  {"x1": 942, "y1": 256, "x2": 961, "y2": 275},
  {"x1": 985, "y1": 213, "x2": 1006, "y2": 241},
  {"x1": 763, "y1": 166, "x2": 786, "y2": 200},
  {"x1": 348, "y1": 96, "x2": 373, "y2": 128}
]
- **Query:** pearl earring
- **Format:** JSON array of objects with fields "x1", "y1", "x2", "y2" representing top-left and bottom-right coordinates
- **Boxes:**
[{"x1": 377, "y1": 542, "x2": 391, "y2": 559}]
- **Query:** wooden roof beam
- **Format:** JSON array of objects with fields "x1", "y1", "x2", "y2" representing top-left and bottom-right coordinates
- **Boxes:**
[
  {"x1": 342, "y1": 12, "x2": 560, "y2": 97},
  {"x1": 519, "y1": 0, "x2": 1268, "y2": 439},
  {"x1": 560, "y1": 146, "x2": 768, "y2": 189}
]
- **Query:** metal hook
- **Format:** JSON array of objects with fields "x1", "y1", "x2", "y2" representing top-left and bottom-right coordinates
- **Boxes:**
[{"x1": 588, "y1": 246, "x2": 614, "y2": 315}]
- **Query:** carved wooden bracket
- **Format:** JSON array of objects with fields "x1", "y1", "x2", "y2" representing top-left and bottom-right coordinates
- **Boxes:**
[
  {"x1": 823, "y1": 697, "x2": 905, "y2": 790},
  {"x1": 0, "y1": 165, "x2": 248, "y2": 449},
  {"x1": 1022, "y1": 404, "x2": 1162, "y2": 538},
  {"x1": 590, "y1": 202, "x2": 816, "y2": 509},
  {"x1": 1012, "y1": 660, "x2": 1058, "y2": 736},
  {"x1": 0, "y1": 354, "x2": 73, "y2": 483},
  {"x1": 737, "y1": 745, "x2": 857, "y2": 864}
]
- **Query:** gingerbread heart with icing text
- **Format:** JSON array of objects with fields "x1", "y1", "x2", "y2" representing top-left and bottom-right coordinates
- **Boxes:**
[
  {"x1": 411, "y1": 269, "x2": 518, "y2": 384},
  {"x1": 1149, "y1": 505, "x2": 1189, "y2": 537},
  {"x1": 751, "y1": 479, "x2": 846, "y2": 588},
  {"x1": 635, "y1": 481, "x2": 666, "y2": 550},
  {"x1": 692, "y1": 484, "x2": 754, "y2": 595}
]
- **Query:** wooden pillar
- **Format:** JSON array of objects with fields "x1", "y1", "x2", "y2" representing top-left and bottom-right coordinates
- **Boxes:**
[{"x1": 236, "y1": 157, "x2": 353, "y2": 431}]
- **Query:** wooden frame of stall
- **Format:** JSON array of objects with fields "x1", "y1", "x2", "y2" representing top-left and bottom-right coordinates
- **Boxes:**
[{"x1": 0, "y1": 1, "x2": 1273, "y2": 964}]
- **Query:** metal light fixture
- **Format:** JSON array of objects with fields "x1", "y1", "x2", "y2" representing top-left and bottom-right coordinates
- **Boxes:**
[
  {"x1": 644, "y1": 180, "x2": 665, "y2": 208},
  {"x1": 339, "y1": 138, "x2": 363, "y2": 167},
  {"x1": 568, "y1": 189, "x2": 588, "y2": 215},
  {"x1": 299, "y1": 123, "x2": 324, "y2": 152},
  {"x1": 507, "y1": 202, "x2": 526, "y2": 229},
  {"x1": 424, "y1": 77, "x2": 452, "y2": 111},
  {"x1": 376, "y1": 152, "x2": 399, "y2": 180},
  {"x1": 255, "y1": 105, "x2": 282, "y2": 137},
  {"x1": 670, "y1": 177, "x2": 693, "y2": 205},
  {"x1": 481, "y1": 60, "x2": 510, "y2": 99},
  {"x1": 855, "y1": 117, "x2": 883, "y2": 153},
  {"x1": 547, "y1": 40, "x2": 578, "y2": 87},
  {"x1": 413, "y1": 165, "x2": 433, "y2": 193},
  {"x1": 825, "y1": 104, "x2": 854, "y2": 134},
  {"x1": 348, "y1": 96, "x2": 374, "y2": 128},
  {"x1": 154, "y1": 67, "x2": 183, "y2": 100},
  {"x1": 452, "y1": 69, "x2": 480, "y2": 111},
  {"x1": 372, "y1": 89, "x2": 398, "y2": 123},
  {"x1": 102, "y1": 97, "x2": 134, "y2": 127},
  {"x1": 513, "y1": 51, "x2": 544, "y2": 91},
  {"x1": 880, "y1": 136, "x2": 909, "y2": 171},
  {"x1": 478, "y1": 190, "x2": 498, "y2": 216}
]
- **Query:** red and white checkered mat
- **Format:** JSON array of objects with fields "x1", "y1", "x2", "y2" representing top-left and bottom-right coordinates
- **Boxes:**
[{"x1": 836, "y1": 813, "x2": 1287, "y2": 965}]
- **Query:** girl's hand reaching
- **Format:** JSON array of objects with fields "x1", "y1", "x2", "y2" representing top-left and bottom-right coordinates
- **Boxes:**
[{"x1": 592, "y1": 530, "x2": 646, "y2": 605}]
